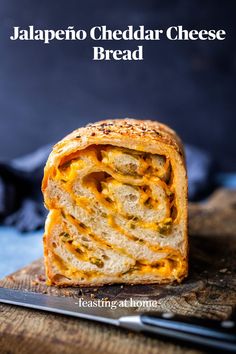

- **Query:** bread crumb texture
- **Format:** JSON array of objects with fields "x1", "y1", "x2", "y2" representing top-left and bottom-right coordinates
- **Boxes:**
[{"x1": 42, "y1": 119, "x2": 188, "y2": 286}]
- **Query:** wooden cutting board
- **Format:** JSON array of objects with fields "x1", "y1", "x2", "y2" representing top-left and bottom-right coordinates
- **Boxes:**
[{"x1": 0, "y1": 188, "x2": 236, "y2": 354}]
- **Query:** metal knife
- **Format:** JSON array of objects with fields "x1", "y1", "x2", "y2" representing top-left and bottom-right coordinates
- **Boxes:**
[{"x1": 0, "y1": 287, "x2": 235, "y2": 352}]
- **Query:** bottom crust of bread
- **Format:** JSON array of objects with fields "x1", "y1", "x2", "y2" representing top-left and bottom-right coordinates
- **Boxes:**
[{"x1": 45, "y1": 275, "x2": 188, "y2": 288}]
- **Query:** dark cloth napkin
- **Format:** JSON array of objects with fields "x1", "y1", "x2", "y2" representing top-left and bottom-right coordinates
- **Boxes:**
[{"x1": 0, "y1": 144, "x2": 213, "y2": 232}]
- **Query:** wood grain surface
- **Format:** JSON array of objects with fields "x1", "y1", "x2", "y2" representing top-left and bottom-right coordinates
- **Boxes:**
[{"x1": 0, "y1": 188, "x2": 236, "y2": 354}]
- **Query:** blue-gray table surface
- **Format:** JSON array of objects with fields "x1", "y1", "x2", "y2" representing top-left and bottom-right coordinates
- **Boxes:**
[{"x1": 0, "y1": 227, "x2": 43, "y2": 279}]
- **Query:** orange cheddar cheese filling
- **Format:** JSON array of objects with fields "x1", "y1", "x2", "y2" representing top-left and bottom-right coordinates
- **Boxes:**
[{"x1": 42, "y1": 119, "x2": 188, "y2": 286}]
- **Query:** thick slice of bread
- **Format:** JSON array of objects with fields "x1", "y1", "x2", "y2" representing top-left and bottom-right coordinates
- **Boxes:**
[{"x1": 42, "y1": 119, "x2": 188, "y2": 286}]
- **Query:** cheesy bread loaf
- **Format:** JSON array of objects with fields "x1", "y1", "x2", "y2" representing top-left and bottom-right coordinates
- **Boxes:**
[{"x1": 42, "y1": 119, "x2": 188, "y2": 286}]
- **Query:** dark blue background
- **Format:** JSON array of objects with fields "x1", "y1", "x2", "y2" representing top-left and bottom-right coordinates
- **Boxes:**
[{"x1": 0, "y1": 0, "x2": 235, "y2": 171}]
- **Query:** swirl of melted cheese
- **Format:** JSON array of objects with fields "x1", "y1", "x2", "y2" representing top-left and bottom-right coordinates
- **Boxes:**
[{"x1": 47, "y1": 145, "x2": 186, "y2": 283}]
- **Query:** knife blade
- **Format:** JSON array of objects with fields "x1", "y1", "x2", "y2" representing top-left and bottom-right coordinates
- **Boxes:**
[{"x1": 0, "y1": 287, "x2": 236, "y2": 352}]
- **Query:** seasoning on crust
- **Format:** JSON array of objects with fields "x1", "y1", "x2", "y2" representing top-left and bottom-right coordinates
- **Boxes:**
[{"x1": 42, "y1": 119, "x2": 188, "y2": 286}]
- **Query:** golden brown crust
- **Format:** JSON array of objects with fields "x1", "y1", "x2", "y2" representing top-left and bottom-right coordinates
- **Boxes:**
[
  {"x1": 42, "y1": 118, "x2": 188, "y2": 287},
  {"x1": 42, "y1": 118, "x2": 186, "y2": 192}
]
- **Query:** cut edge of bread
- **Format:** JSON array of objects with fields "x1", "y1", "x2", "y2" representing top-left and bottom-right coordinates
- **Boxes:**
[{"x1": 42, "y1": 119, "x2": 188, "y2": 287}]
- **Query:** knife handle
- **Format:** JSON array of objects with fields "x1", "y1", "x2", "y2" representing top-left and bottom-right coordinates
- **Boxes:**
[
  {"x1": 119, "y1": 312, "x2": 236, "y2": 352},
  {"x1": 141, "y1": 313, "x2": 236, "y2": 352}
]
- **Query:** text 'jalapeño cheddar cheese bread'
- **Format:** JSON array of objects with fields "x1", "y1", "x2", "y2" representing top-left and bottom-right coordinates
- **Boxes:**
[{"x1": 42, "y1": 119, "x2": 188, "y2": 286}]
